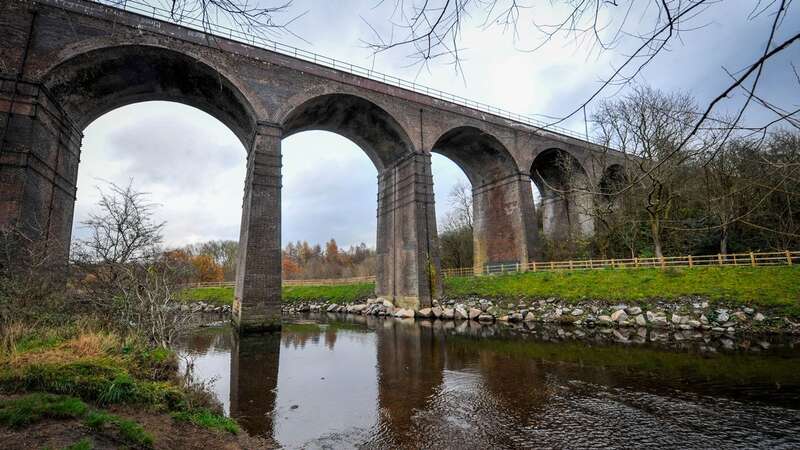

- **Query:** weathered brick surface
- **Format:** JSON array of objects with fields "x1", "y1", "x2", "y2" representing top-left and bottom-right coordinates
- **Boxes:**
[{"x1": 0, "y1": 0, "x2": 626, "y2": 326}]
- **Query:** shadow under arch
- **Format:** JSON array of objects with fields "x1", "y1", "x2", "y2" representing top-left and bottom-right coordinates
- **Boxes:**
[
  {"x1": 280, "y1": 93, "x2": 415, "y2": 171},
  {"x1": 530, "y1": 148, "x2": 594, "y2": 243},
  {"x1": 42, "y1": 44, "x2": 258, "y2": 146},
  {"x1": 431, "y1": 126, "x2": 537, "y2": 271},
  {"x1": 599, "y1": 163, "x2": 628, "y2": 201}
]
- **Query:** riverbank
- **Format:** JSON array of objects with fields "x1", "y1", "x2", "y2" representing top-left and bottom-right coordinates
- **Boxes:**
[
  {"x1": 184, "y1": 266, "x2": 800, "y2": 324},
  {"x1": 0, "y1": 322, "x2": 272, "y2": 449}
]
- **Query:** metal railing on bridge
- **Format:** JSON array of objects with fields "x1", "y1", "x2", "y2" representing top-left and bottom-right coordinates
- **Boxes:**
[{"x1": 90, "y1": 0, "x2": 598, "y2": 144}]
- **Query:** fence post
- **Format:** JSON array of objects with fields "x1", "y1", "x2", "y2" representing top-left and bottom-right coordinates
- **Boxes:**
[
  {"x1": 718, "y1": 254, "x2": 723, "y2": 266},
  {"x1": 610, "y1": 258, "x2": 615, "y2": 269},
  {"x1": 550, "y1": 261, "x2": 555, "y2": 270},
  {"x1": 569, "y1": 260, "x2": 573, "y2": 270},
  {"x1": 634, "y1": 257, "x2": 639, "y2": 268},
  {"x1": 532, "y1": 260, "x2": 537, "y2": 272},
  {"x1": 688, "y1": 255, "x2": 693, "y2": 268},
  {"x1": 588, "y1": 259, "x2": 593, "y2": 269},
  {"x1": 660, "y1": 256, "x2": 666, "y2": 269},
  {"x1": 787, "y1": 250, "x2": 793, "y2": 266},
  {"x1": 750, "y1": 251, "x2": 756, "y2": 267}
]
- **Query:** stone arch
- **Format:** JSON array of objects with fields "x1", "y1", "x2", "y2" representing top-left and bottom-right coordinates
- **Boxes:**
[
  {"x1": 530, "y1": 148, "x2": 594, "y2": 241},
  {"x1": 431, "y1": 126, "x2": 537, "y2": 272},
  {"x1": 429, "y1": 126, "x2": 519, "y2": 187},
  {"x1": 599, "y1": 163, "x2": 628, "y2": 200},
  {"x1": 42, "y1": 44, "x2": 259, "y2": 146},
  {"x1": 280, "y1": 93, "x2": 416, "y2": 171}
]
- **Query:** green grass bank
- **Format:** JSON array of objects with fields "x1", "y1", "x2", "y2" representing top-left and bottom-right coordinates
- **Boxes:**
[
  {"x1": 182, "y1": 282, "x2": 375, "y2": 306},
  {"x1": 182, "y1": 266, "x2": 800, "y2": 314},
  {"x1": 444, "y1": 266, "x2": 800, "y2": 312}
]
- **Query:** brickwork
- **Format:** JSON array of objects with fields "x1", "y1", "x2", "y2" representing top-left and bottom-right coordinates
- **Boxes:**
[{"x1": 0, "y1": 0, "x2": 625, "y2": 329}]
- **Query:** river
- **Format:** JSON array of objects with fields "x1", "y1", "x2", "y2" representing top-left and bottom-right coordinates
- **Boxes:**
[{"x1": 176, "y1": 313, "x2": 800, "y2": 449}]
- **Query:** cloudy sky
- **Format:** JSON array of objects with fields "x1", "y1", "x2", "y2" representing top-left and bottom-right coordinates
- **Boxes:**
[{"x1": 72, "y1": 0, "x2": 799, "y2": 249}]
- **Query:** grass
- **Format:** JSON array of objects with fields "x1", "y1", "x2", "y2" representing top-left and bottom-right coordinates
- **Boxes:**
[
  {"x1": 180, "y1": 266, "x2": 800, "y2": 315},
  {"x1": 283, "y1": 283, "x2": 375, "y2": 304},
  {"x1": 0, "y1": 326, "x2": 241, "y2": 445},
  {"x1": 84, "y1": 410, "x2": 154, "y2": 447},
  {"x1": 178, "y1": 287, "x2": 233, "y2": 307},
  {"x1": 181, "y1": 282, "x2": 376, "y2": 305},
  {"x1": 171, "y1": 408, "x2": 239, "y2": 434},
  {"x1": 0, "y1": 393, "x2": 153, "y2": 447},
  {"x1": 62, "y1": 438, "x2": 93, "y2": 450},
  {"x1": 0, "y1": 393, "x2": 87, "y2": 428},
  {"x1": 444, "y1": 266, "x2": 800, "y2": 313}
]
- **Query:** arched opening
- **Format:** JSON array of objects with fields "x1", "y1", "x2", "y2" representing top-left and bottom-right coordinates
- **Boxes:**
[
  {"x1": 74, "y1": 102, "x2": 247, "y2": 259},
  {"x1": 282, "y1": 94, "x2": 414, "y2": 170},
  {"x1": 431, "y1": 126, "x2": 535, "y2": 273},
  {"x1": 44, "y1": 45, "x2": 257, "y2": 145},
  {"x1": 280, "y1": 130, "x2": 378, "y2": 280},
  {"x1": 431, "y1": 153, "x2": 473, "y2": 271},
  {"x1": 281, "y1": 93, "x2": 435, "y2": 307},
  {"x1": 25, "y1": 44, "x2": 259, "y2": 261},
  {"x1": 599, "y1": 164, "x2": 627, "y2": 202},
  {"x1": 530, "y1": 148, "x2": 593, "y2": 259}
]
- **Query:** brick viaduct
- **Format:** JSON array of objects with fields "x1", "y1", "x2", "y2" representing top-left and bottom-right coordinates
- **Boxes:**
[{"x1": 0, "y1": 0, "x2": 627, "y2": 330}]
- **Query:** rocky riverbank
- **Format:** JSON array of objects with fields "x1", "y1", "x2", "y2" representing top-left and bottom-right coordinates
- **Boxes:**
[{"x1": 282, "y1": 296, "x2": 800, "y2": 335}]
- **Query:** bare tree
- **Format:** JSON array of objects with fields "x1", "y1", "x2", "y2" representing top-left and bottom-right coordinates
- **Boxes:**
[
  {"x1": 73, "y1": 180, "x2": 192, "y2": 347},
  {"x1": 439, "y1": 181, "x2": 474, "y2": 268},
  {"x1": 364, "y1": 1, "x2": 798, "y2": 136},
  {"x1": 592, "y1": 86, "x2": 708, "y2": 258}
]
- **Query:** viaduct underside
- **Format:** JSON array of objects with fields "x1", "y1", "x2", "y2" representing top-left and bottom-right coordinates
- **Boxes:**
[{"x1": 0, "y1": 0, "x2": 626, "y2": 330}]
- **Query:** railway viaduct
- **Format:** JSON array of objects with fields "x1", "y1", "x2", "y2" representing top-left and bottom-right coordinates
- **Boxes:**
[{"x1": 0, "y1": 0, "x2": 627, "y2": 330}]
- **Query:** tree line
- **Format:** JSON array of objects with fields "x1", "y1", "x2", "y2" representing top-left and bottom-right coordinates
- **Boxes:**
[{"x1": 438, "y1": 86, "x2": 800, "y2": 268}]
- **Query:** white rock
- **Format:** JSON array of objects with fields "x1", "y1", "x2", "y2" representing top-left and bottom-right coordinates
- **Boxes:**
[
  {"x1": 468, "y1": 308, "x2": 482, "y2": 320},
  {"x1": 717, "y1": 311, "x2": 730, "y2": 323},
  {"x1": 394, "y1": 308, "x2": 415, "y2": 318},
  {"x1": 416, "y1": 307, "x2": 433, "y2": 318},
  {"x1": 442, "y1": 308, "x2": 455, "y2": 319},
  {"x1": 326, "y1": 304, "x2": 338, "y2": 312},
  {"x1": 454, "y1": 306, "x2": 468, "y2": 320},
  {"x1": 431, "y1": 306, "x2": 443, "y2": 318},
  {"x1": 634, "y1": 314, "x2": 647, "y2": 326},
  {"x1": 523, "y1": 311, "x2": 537, "y2": 321},
  {"x1": 754, "y1": 312, "x2": 766, "y2": 322},
  {"x1": 598, "y1": 315, "x2": 613, "y2": 326},
  {"x1": 382, "y1": 299, "x2": 394, "y2": 308},
  {"x1": 611, "y1": 310, "x2": 628, "y2": 323},
  {"x1": 571, "y1": 308, "x2": 584, "y2": 316},
  {"x1": 626, "y1": 306, "x2": 642, "y2": 315}
]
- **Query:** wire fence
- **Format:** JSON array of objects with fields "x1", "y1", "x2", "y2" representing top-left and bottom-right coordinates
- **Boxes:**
[
  {"x1": 85, "y1": 0, "x2": 596, "y2": 144},
  {"x1": 443, "y1": 250, "x2": 800, "y2": 278}
]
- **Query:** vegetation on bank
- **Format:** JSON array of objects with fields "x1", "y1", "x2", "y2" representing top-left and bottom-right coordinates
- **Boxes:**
[
  {"x1": 444, "y1": 266, "x2": 800, "y2": 312},
  {"x1": 0, "y1": 323, "x2": 241, "y2": 448},
  {"x1": 182, "y1": 282, "x2": 376, "y2": 306},
  {"x1": 181, "y1": 266, "x2": 800, "y2": 315}
]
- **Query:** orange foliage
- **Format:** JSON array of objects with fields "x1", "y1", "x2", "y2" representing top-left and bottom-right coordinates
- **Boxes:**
[
  {"x1": 282, "y1": 254, "x2": 302, "y2": 278},
  {"x1": 191, "y1": 254, "x2": 224, "y2": 282}
]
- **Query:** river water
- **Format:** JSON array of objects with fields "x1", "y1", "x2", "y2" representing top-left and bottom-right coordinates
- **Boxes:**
[{"x1": 176, "y1": 314, "x2": 800, "y2": 449}]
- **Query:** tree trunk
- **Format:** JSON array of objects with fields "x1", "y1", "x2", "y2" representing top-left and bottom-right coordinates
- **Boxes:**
[
  {"x1": 720, "y1": 226, "x2": 728, "y2": 255},
  {"x1": 650, "y1": 218, "x2": 664, "y2": 259}
]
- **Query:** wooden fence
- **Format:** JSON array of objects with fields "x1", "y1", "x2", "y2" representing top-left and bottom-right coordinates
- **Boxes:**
[
  {"x1": 184, "y1": 250, "x2": 798, "y2": 288},
  {"x1": 185, "y1": 275, "x2": 376, "y2": 289},
  {"x1": 442, "y1": 250, "x2": 800, "y2": 278}
]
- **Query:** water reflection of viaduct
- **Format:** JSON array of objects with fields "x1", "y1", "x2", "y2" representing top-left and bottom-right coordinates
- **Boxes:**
[
  {"x1": 0, "y1": 0, "x2": 627, "y2": 328},
  {"x1": 225, "y1": 317, "x2": 557, "y2": 446}
]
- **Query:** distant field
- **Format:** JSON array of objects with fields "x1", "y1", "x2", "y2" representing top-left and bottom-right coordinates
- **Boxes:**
[
  {"x1": 180, "y1": 266, "x2": 800, "y2": 315},
  {"x1": 181, "y1": 282, "x2": 375, "y2": 306}
]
